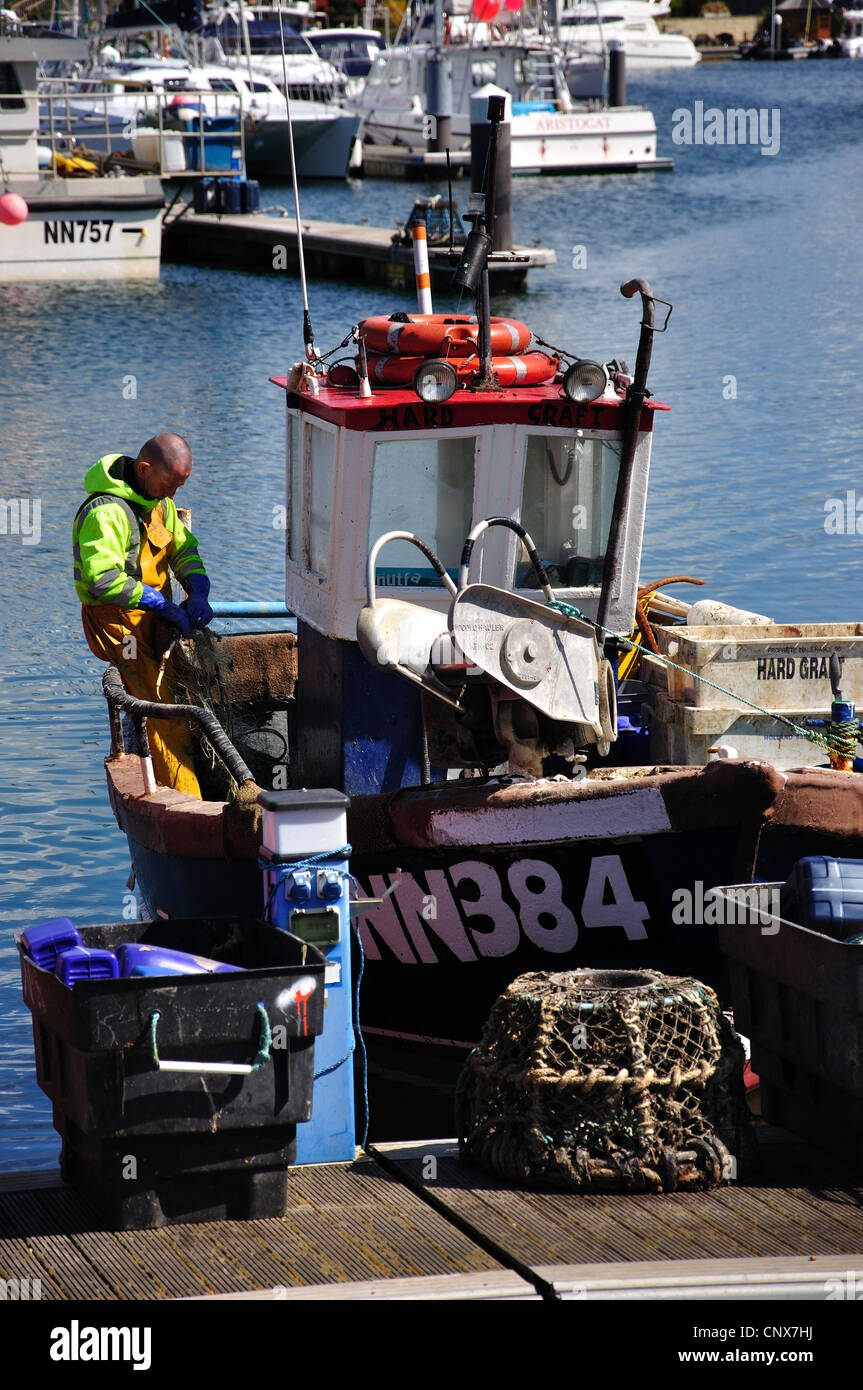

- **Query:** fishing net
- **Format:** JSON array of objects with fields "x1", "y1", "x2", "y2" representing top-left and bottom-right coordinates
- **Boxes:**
[
  {"x1": 457, "y1": 968, "x2": 753, "y2": 1192},
  {"x1": 170, "y1": 629, "x2": 298, "y2": 800}
]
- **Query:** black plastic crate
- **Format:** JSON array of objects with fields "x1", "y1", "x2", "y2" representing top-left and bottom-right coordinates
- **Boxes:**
[
  {"x1": 56, "y1": 1112, "x2": 297, "y2": 1229},
  {"x1": 19, "y1": 917, "x2": 326, "y2": 1138},
  {"x1": 718, "y1": 884, "x2": 863, "y2": 1165}
]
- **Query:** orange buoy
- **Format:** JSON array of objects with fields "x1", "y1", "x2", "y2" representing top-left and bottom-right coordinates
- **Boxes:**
[
  {"x1": 0, "y1": 192, "x2": 29, "y2": 226},
  {"x1": 359, "y1": 314, "x2": 533, "y2": 359},
  {"x1": 366, "y1": 351, "x2": 558, "y2": 388}
]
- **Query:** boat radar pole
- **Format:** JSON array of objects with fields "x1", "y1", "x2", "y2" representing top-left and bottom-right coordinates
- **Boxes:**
[
  {"x1": 596, "y1": 278, "x2": 672, "y2": 634},
  {"x1": 452, "y1": 93, "x2": 506, "y2": 390}
]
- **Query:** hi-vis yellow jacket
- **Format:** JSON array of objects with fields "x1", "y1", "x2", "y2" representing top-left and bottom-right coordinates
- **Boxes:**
[{"x1": 72, "y1": 453, "x2": 206, "y2": 607}]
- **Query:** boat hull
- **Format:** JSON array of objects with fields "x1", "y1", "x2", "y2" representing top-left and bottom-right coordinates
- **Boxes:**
[
  {"x1": 1, "y1": 177, "x2": 163, "y2": 282},
  {"x1": 359, "y1": 105, "x2": 666, "y2": 173},
  {"x1": 105, "y1": 752, "x2": 863, "y2": 1135}
]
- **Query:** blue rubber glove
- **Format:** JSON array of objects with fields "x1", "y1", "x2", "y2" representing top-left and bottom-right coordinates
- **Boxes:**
[
  {"x1": 182, "y1": 573, "x2": 214, "y2": 628},
  {"x1": 137, "y1": 583, "x2": 192, "y2": 638}
]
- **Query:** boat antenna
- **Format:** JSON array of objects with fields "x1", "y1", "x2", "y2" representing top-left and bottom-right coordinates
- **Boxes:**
[{"x1": 276, "y1": 0, "x2": 318, "y2": 361}]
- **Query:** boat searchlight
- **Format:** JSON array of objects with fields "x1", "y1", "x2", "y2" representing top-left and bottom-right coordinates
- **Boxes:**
[
  {"x1": 562, "y1": 359, "x2": 610, "y2": 404},
  {"x1": 413, "y1": 358, "x2": 458, "y2": 403}
]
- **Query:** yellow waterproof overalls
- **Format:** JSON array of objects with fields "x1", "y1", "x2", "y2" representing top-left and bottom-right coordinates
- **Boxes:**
[{"x1": 81, "y1": 503, "x2": 202, "y2": 798}]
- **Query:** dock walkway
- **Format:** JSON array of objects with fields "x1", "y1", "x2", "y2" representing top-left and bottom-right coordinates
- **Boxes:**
[
  {"x1": 2, "y1": 1130, "x2": 863, "y2": 1301},
  {"x1": 162, "y1": 209, "x2": 556, "y2": 291}
]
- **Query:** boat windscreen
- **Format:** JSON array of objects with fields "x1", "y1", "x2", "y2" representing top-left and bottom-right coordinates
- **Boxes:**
[
  {"x1": 369, "y1": 436, "x2": 476, "y2": 587},
  {"x1": 518, "y1": 434, "x2": 622, "y2": 589}
]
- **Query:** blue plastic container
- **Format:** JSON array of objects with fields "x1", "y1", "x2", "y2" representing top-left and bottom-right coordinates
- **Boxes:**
[
  {"x1": 55, "y1": 947, "x2": 120, "y2": 987},
  {"x1": 116, "y1": 943, "x2": 244, "y2": 977},
  {"x1": 184, "y1": 117, "x2": 239, "y2": 173},
  {"x1": 781, "y1": 857, "x2": 863, "y2": 941},
  {"x1": 192, "y1": 178, "x2": 214, "y2": 214},
  {"x1": 218, "y1": 178, "x2": 242, "y2": 214},
  {"x1": 240, "y1": 179, "x2": 259, "y2": 213},
  {"x1": 21, "y1": 918, "x2": 82, "y2": 970}
]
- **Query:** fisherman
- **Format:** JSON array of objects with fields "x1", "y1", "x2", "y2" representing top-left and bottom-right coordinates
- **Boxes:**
[{"x1": 72, "y1": 434, "x2": 213, "y2": 799}]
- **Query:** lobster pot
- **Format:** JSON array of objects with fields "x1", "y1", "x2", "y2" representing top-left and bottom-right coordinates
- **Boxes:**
[{"x1": 457, "y1": 969, "x2": 753, "y2": 1192}]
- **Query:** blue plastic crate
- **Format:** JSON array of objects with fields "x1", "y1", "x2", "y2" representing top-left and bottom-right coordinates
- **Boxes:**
[{"x1": 780, "y1": 856, "x2": 863, "y2": 941}]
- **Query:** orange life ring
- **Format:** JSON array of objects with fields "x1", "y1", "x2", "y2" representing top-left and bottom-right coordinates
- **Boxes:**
[
  {"x1": 359, "y1": 314, "x2": 533, "y2": 359},
  {"x1": 366, "y1": 351, "x2": 559, "y2": 388}
]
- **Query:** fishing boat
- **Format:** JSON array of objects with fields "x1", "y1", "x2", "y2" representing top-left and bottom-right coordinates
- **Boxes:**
[
  {"x1": 94, "y1": 98, "x2": 863, "y2": 1133},
  {"x1": 0, "y1": 20, "x2": 164, "y2": 281}
]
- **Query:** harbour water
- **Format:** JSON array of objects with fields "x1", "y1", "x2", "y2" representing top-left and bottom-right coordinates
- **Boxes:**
[{"x1": 1, "y1": 59, "x2": 862, "y2": 1171}]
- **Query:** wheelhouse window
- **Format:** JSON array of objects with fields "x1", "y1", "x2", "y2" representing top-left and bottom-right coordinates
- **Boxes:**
[
  {"x1": 517, "y1": 434, "x2": 621, "y2": 589},
  {"x1": 307, "y1": 421, "x2": 334, "y2": 578},
  {"x1": 471, "y1": 59, "x2": 497, "y2": 86},
  {"x1": 369, "y1": 436, "x2": 476, "y2": 587},
  {"x1": 286, "y1": 413, "x2": 300, "y2": 563}
]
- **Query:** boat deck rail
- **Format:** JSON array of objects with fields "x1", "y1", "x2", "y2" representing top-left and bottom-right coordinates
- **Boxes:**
[{"x1": 36, "y1": 81, "x2": 248, "y2": 178}]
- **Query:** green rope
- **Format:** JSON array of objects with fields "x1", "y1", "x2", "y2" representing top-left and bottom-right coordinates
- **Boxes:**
[
  {"x1": 146, "y1": 1002, "x2": 273, "y2": 1071},
  {"x1": 147, "y1": 1008, "x2": 161, "y2": 1067},
  {"x1": 250, "y1": 1001, "x2": 273, "y2": 1072},
  {"x1": 546, "y1": 599, "x2": 853, "y2": 757}
]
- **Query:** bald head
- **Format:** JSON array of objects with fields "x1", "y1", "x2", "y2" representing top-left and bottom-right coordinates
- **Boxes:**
[{"x1": 134, "y1": 433, "x2": 193, "y2": 501}]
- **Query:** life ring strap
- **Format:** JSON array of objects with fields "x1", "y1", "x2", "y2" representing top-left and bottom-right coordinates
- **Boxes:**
[{"x1": 365, "y1": 351, "x2": 558, "y2": 388}]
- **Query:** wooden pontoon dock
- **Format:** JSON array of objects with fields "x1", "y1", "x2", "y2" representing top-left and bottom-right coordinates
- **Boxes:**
[
  {"x1": 161, "y1": 209, "x2": 556, "y2": 291},
  {"x1": 2, "y1": 1128, "x2": 863, "y2": 1302}
]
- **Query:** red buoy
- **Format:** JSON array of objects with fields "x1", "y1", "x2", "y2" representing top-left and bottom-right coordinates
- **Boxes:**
[
  {"x1": 471, "y1": 0, "x2": 500, "y2": 18},
  {"x1": 0, "y1": 192, "x2": 29, "y2": 226}
]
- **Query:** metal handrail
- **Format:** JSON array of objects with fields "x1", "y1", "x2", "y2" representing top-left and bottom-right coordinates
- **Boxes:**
[
  {"x1": 36, "y1": 83, "x2": 248, "y2": 178},
  {"x1": 102, "y1": 664, "x2": 255, "y2": 793}
]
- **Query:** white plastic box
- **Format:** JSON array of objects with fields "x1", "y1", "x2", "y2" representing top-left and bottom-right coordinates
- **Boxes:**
[
  {"x1": 647, "y1": 691, "x2": 826, "y2": 769},
  {"x1": 131, "y1": 131, "x2": 186, "y2": 173},
  {"x1": 649, "y1": 623, "x2": 863, "y2": 713},
  {"x1": 259, "y1": 788, "x2": 349, "y2": 858}
]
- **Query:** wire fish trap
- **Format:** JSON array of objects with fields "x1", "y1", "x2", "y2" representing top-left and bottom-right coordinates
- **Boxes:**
[{"x1": 456, "y1": 968, "x2": 754, "y2": 1193}]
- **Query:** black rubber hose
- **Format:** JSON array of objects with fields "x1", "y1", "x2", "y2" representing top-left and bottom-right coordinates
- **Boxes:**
[
  {"x1": 460, "y1": 516, "x2": 553, "y2": 592},
  {"x1": 102, "y1": 666, "x2": 255, "y2": 786}
]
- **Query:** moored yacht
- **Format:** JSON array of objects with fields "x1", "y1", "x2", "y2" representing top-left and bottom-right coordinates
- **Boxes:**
[
  {"x1": 559, "y1": 0, "x2": 700, "y2": 70},
  {"x1": 352, "y1": 34, "x2": 667, "y2": 174}
]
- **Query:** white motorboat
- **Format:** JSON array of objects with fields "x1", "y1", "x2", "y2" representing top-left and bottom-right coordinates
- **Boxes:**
[
  {"x1": 351, "y1": 34, "x2": 668, "y2": 175},
  {"x1": 1, "y1": 21, "x2": 163, "y2": 282},
  {"x1": 306, "y1": 27, "x2": 387, "y2": 98},
  {"x1": 559, "y1": 0, "x2": 700, "y2": 70},
  {"x1": 203, "y1": 6, "x2": 348, "y2": 101},
  {"x1": 44, "y1": 58, "x2": 359, "y2": 179},
  {"x1": 839, "y1": 9, "x2": 863, "y2": 56}
]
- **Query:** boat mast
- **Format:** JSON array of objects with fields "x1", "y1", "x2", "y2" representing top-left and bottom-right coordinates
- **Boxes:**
[
  {"x1": 237, "y1": 0, "x2": 257, "y2": 89},
  {"x1": 426, "y1": 0, "x2": 452, "y2": 152}
]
